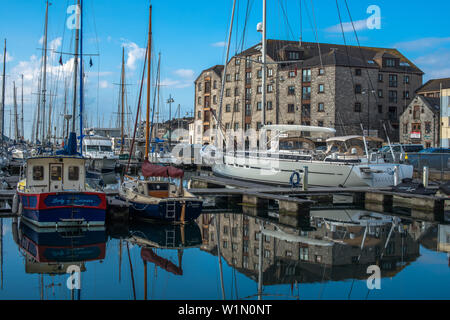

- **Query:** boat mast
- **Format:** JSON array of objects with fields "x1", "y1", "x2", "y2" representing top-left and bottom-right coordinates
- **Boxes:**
[
  {"x1": 144, "y1": 5, "x2": 152, "y2": 161},
  {"x1": 41, "y1": 0, "x2": 49, "y2": 144},
  {"x1": 72, "y1": 0, "x2": 80, "y2": 134},
  {"x1": 1, "y1": 39, "x2": 6, "y2": 149},
  {"x1": 259, "y1": 0, "x2": 267, "y2": 150},
  {"x1": 21, "y1": 74, "x2": 24, "y2": 140},
  {"x1": 79, "y1": 0, "x2": 84, "y2": 155},
  {"x1": 13, "y1": 82, "x2": 19, "y2": 141},
  {"x1": 120, "y1": 47, "x2": 125, "y2": 155}
]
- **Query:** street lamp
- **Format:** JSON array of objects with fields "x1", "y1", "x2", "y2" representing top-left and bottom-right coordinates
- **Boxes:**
[
  {"x1": 167, "y1": 95, "x2": 174, "y2": 145},
  {"x1": 362, "y1": 88, "x2": 376, "y2": 136}
]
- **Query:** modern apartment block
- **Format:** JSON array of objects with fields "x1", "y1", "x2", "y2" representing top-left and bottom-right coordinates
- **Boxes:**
[{"x1": 194, "y1": 40, "x2": 424, "y2": 145}]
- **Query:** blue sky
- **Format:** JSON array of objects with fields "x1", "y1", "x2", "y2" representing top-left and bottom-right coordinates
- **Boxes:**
[{"x1": 1, "y1": 0, "x2": 450, "y2": 140}]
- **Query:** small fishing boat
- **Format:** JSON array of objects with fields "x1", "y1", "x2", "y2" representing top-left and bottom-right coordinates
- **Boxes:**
[
  {"x1": 15, "y1": 135, "x2": 107, "y2": 228},
  {"x1": 120, "y1": 161, "x2": 202, "y2": 223}
]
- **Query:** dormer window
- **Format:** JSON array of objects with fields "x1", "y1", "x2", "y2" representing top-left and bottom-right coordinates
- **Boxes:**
[
  {"x1": 287, "y1": 51, "x2": 300, "y2": 60},
  {"x1": 385, "y1": 58, "x2": 397, "y2": 67}
]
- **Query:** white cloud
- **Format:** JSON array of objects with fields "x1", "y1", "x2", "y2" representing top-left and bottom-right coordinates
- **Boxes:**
[
  {"x1": 122, "y1": 41, "x2": 146, "y2": 70},
  {"x1": 414, "y1": 50, "x2": 450, "y2": 80},
  {"x1": 211, "y1": 41, "x2": 226, "y2": 48},
  {"x1": 174, "y1": 69, "x2": 195, "y2": 79},
  {"x1": 99, "y1": 80, "x2": 110, "y2": 89},
  {"x1": 325, "y1": 19, "x2": 368, "y2": 33},
  {"x1": 394, "y1": 37, "x2": 450, "y2": 52}
]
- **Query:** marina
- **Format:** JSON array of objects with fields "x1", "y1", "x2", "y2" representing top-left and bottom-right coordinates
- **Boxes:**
[{"x1": 0, "y1": 0, "x2": 449, "y2": 305}]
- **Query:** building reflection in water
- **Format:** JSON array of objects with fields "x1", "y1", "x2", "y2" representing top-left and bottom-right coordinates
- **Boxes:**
[{"x1": 197, "y1": 209, "x2": 449, "y2": 299}]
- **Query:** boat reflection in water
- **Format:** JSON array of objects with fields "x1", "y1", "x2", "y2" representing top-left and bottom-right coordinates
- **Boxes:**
[
  {"x1": 197, "y1": 209, "x2": 426, "y2": 299},
  {"x1": 122, "y1": 221, "x2": 202, "y2": 299},
  {"x1": 14, "y1": 219, "x2": 107, "y2": 299}
]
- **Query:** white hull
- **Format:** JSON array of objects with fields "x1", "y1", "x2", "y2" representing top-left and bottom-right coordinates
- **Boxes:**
[{"x1": 212, "y1": 155, "x2": 413, "y2": 188}]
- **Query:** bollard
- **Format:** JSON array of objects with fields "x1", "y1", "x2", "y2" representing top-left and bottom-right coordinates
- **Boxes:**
[
  {"x1": 423, "y1": 166, "x2": 429, "y2": 188},
  {"x1": 393, "y1": 165, "x2": 400, "y2": 186},
  {"x1": 302, "y1": 166, "x2": 309, "y2": 191}
]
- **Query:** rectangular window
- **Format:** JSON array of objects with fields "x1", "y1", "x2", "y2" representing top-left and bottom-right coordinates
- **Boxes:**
[
  {"x1": 235, "y1": 58, "x2": 240, "y2": 65},
  {"x1": 288, "y1": 51, "x2": 300, "y2": 60},
  {"x1": 425, "y1": 122, "x2": 432, "y2": 134},
  {"x1": 385, "y1": 59, "x2": 396, "y2": 67},
  {"x1": 404, "y1": 75, "x2": 410, "y2": 84},
  {"x1": 403, "y1": 123, "x2": 409, "y2": 134},
  {"x1": 302, "y1": 86, "x2": 311, "y2": 100},
  {"x1": 257, "y1": 122, "x2": 262, "y2": 130},
  {"x1": 318, "y1": 103, "x2": 325, "y2": 112},
  {"x1": 318, "y1": 120, "x2": 324, "y2": 127},
  {"x1": 288, "y1": 86, "x2": 295, "y2": 95},
  {"x1": 267, "y1": 85, "x2": 273, "y2": 93},
  {"x1": 257, "y1": 85, "x2": 262, "y2": 94},
  {"x1": 267, "y1": 68, "x2": 273, "y2": 77},
  {"x1": 378, "y1": 89, "x2": 383, "y2": 98},
  {"x1": 225, "y1": 89, "x2": 231, "y2": 97},
  {"x1": 267, "y1": 101, "x2": 273, "y2": 110},
  {"x1": 355, "y1": 102, "x2": 362, "y2": 112},
  {"x1": 355, "y1": 69, "x2": 362, "y2": 76},
  {"x1": 389, "y1": 74, "x2": 398, "y2": 87},
  {"x1": 233, "y1": 103, "x2": 240, "y2": 112},
  {"x1": 389, "y1": 90, "x2": 398, "y2": 103},
  {"x1": 226, "y1": 74, "x2": 231, "y2": 82},
  {"x1": 234, "y1": 123, "x2": 240, "y2": 130},
  {"x1": 378, "y1": 74, "x2": 383, "y2": 83},
  {"x1": 68, "y1": 166, "x2": 80, "y2": 181},
  {"x1": 289, "y1": 70, "x2": 296, "y2": 78},
  {"x1": 319, "y1": 68, "x2": 325, "y2": 75},
  {"x1": 302, "y1": 69, "x2": 311, "y2": 82},
  {"x1": 378, "y1": 105, "x2": 383, "y2": 114},
  {"x1": 257, "y1": 69, "x2": 262, "y2": 78},
  {"x1": 299, "y1": 247, "x2": 309, "y2": 261},
  {"x1": 33, "y1": 166, "x2": 44, "y2": 181},
  {"x1": 288, "y1": 104, "x2": 295, "y2": 113},
  {"x1": 245, "y1": 103, "x2": 251, "y2": 116},
  {"x1": 257, "y1": 102, "x2": 262, "y2": 111},
  {"x1": 403, "y1": 91, "x2": 410, "y2": 99},
  {"x1": 225, "y1": 104, "x2": 231, "y2": 113},
  {"x1": 318, "y1": 84, "x2": 324, "y2": 93},
  {"x1": 246, "y1": 57, "x2": 252, "y2": 68},
  {"x1": 50, "y1": 166, "x2": 62, "y2": 182},
  {"x1": 235, "y1": 73, "x2": 239, "y2": 81},
  {"x1": 355, "y1": 84, "x2": 362, "y2": 94},
  {"x1": 234, "y1": 87, "x2": 239, "y2": 96}
]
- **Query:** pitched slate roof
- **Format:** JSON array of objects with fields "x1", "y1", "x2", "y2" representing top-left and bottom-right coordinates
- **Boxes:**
[
  {"x1": 195, "y1": 65, "x2": 224, "y2": 82},
  {"x1": 416, "y1": 78, "x2": 450, "y2": 93},
  {"x1": 236, "y1": 40, "x2": 423, "y2": 74}
]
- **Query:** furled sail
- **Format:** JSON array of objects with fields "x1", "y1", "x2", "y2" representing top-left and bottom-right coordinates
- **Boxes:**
[{"x1": 141, "y1": 161, "x2": 184, "y2": 179}]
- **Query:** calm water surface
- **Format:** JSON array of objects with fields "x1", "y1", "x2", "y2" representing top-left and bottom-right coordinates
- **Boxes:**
[{"x1": 0, "y1": 202, "x2": 448, "y2": 300}]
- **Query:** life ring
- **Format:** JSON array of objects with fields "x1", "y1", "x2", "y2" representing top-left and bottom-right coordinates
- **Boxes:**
[{"x1": 290, "y1": 171, "x2": 301, "y2": 188}]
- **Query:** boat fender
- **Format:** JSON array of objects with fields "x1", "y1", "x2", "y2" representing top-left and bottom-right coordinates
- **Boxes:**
[
  {"x1": 12, "y1": 193, "x2": 19, "y2": 214},
  {"x1": 18, "y1": 201, "x2": 23, "y2": 217},
  {"x1": 290, "y1": 172, "x2": 301, "y2": 188}
]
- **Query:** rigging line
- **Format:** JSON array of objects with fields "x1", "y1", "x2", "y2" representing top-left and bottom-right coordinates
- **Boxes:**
[
  {"x1": 238, "y1": 0, "x2": 253, "y2": 53},
  {"x1": 277, "y1": 0, "x2": 295, "y2": 41},
  {"x1": 335, "y1": 0, "x2": 364, "y2": 129},
  {"x1": 343, "y1": 0, "x2": 378, "y2": 107},
  {"x1": 307, "y1": 0, "x2": 324, "y2": 70},
  {"x1": 126, "y1": 43, "x2": 148, "y2": 173}
]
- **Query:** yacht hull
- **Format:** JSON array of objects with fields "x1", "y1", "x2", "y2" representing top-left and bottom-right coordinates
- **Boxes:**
[{"x1": 213, "y1": 156, "x2": 413, "y2": 188}]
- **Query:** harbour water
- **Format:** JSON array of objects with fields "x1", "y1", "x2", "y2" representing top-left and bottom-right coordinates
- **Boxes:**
[{"x1": 0, "y1": 201, "x2": 448, "y2": 300}]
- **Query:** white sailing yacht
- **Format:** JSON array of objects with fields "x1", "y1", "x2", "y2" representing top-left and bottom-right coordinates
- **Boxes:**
[{"x1": 211, "y1": 0, "x2": 413, "y2": 188}]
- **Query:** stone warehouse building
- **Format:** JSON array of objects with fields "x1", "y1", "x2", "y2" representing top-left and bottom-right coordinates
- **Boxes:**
[
  {"x1": 194, "y1": 40, "x2": 423, "y2": 145},
  {"x1": 399, "y1": 95, "x2": 440, "y2": 148}
]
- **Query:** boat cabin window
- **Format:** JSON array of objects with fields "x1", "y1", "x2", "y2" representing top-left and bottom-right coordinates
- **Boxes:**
[
  {"x1": 50, "y1": 166, "x2": 62, "y2": 181},
  {"x1": 86, "y1": 145, "x2": 100, "y2": 152},
  {"x1": 147, "y1": 183, "x2": 170, "y2": 198},
  {"x1": 33, "y1": 166, "x2": 44, "y2": 181},
  {"x1": 68, "y1": 166, "x2": 80, "y2": 181},
  {"x1": 100, "y1": 146, "x2": 112, "y2": 152}
]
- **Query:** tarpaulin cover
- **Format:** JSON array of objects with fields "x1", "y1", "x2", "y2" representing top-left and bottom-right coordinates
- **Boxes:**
[
  {"x1": 141, "y1": 161, "x2": 184, "y2": 179},
  {"x1": 141, "y1": 248, "x2": 183, "y2": 275}
]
